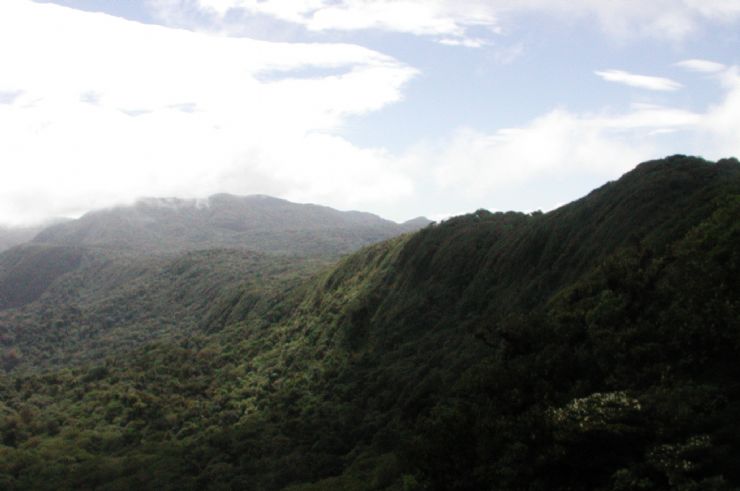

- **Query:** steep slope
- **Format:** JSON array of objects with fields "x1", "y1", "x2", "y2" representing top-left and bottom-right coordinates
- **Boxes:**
[
  {"x1": 0, "y1": 226, "x2": 42, "y2": 253},
  {"x1": 33, "y1": 194, "x2": 431, "y2": 256},
  {"x1": 0, "y1": 248, "x2": 325, "y2": 371},
  {"x1": 0, "y1": 245, "x2": 85, "y2": 309},
  {"x1": 0, "y1": 156, "x2": 738, "y2": 490}
]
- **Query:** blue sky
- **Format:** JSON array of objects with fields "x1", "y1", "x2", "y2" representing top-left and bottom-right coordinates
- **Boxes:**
[{"x1": 1, "y1": 0, "x2": 739, "y2": 224}]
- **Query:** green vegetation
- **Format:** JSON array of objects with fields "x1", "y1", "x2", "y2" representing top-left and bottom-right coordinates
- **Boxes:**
[
  {"x1": 0, "y1": 155, "x2": 738, "y2": 490},
  {"x1": 0, "y1": 248, "x2": 326, "y2": 372}
]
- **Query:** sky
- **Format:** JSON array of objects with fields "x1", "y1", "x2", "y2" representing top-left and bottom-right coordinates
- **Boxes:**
[{"x1": 1, "y1": 0, "x2": 739, "y2": 225}]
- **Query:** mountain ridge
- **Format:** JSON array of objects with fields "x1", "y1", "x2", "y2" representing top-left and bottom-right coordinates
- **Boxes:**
[{"x1": 32, "y1": 193, "x2": 432, "y2": 256}]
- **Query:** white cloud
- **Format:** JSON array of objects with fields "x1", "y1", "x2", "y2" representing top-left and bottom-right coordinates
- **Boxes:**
[
  {"x1": 596, "y1": 103, "x2": 701, "y2": 129},
  {"x1": 683, "y1": 0, "x2": 740, "y2": 19},
  {"x1": 0, "y1": 0, "x2": 416, "y2": 225},
  {"x1": 165, "y1": 0, "x2": 740, "y2": 44},
  {"x1": 675, "y1": 59, "x2": 727, "y2": 73},
  {"x1": 595, "y1": 70, "x2": 683, "y2": 91},
  {"x1": 502, "y1": 0, "x2": 740, "y2": 40},
  {"x1": 414, "y1": 112, "x2": 653, "y2": 200},
  {"x1": 156, "y1": 0, "x2": 501, "y2": 47},
  {"x1": 438, "y1": 38, "x2": 489, "y2": 48},
  {"x1": 395, "y1": 74, "x2": 740, "y2": 216},
  {"x1": 696, "y1": 67, "x2": 740, "y2": 159},
  {"x1": 307, "y1": 1, "x2": 500, "y2": 37}
]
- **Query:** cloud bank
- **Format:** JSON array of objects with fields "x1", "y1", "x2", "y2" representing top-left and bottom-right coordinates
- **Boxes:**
[
  {"x1": 397, "y1": 71, "x2": 740, "y2": 215},
  {"x1": 0, "y1": 0, "x2": 416, "y2": 225},
  {"x1": 163, "y1": 0, "x2": 740, "y2": 44}
]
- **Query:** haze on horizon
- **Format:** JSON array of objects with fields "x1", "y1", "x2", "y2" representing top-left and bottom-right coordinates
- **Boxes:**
[{"x1": 1, "y1": 0, "x2": 740, "y2": 226}]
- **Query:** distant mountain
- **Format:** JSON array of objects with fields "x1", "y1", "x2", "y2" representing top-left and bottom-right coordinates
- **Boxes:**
[
  {"x1": 0, "y1": 225, "x2": 42, "y2": 252},
  {"x1": 33, "y1": 194, "x2": 432, "y2": 256},
  {"x1": 0, "y1": 195, "x2": 428, "y2": 312},
  {"x1": 0, "y1": 217, "x2": 74, "y2": 253},
  {"x1": 399, "y1": 216, "x2": 433, "y2": 232}
]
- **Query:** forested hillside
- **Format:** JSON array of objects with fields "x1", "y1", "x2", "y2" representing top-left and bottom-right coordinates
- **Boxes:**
[
  {"x1": 0, "y1": 227, "x2": 43, "y2": 254},
  {"x1": 0, "y1": 155, "x2": 738, "y2": 490},
  {"x1": 0, "y1": 248, "x2": 325, "y2": 372},
  {"x1": 33, "y1": 194, "x2": 430, "y2": 256},
  {"x1": 0, "y1": 194, "x2": 428, "y2": 372}
]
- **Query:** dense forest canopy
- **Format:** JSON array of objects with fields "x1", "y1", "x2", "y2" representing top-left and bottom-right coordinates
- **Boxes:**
[{"x1": 0, "y1": 155, "x2": 738, "y2": 490}]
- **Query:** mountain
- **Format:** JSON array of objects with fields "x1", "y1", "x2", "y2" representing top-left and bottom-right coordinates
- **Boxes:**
[
  {"x1": 0, "y1": 218, "x2": 73, "y2": 253},
  {"x1": 0, "y1": 155, "x2": 738, "y2": 490},
  {"x1": 0, "y1": 194, "x2": 429, "y2": 359},
  {"x1": 33, "y1": 194, "x2": 432, "y2": 256},
  {"x1": 0, "y1": 225, "x2": 42, "y2": 253},
  {"x1": 398, "y1": 216, "x2": 432, "y2": 233}
]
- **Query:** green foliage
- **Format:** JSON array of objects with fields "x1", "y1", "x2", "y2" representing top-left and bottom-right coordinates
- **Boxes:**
[
  {"x1": 0, "y1": 156, "x2": 738, "y2": 490},
  {"x1": 0, "y1": 245, "x2": 84, "y2": 309},
  {"x1": 0, "y1": 249, "x2": 325, "y2": 372}
]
